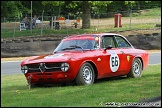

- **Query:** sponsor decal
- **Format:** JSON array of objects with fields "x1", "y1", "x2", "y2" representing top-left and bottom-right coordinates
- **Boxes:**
[
  {"x1": 44, "y1": 54, "x2": 64, "y2": 59},
  {"x1": 127, "y1": 56, "x2": 130, "y2": 62}
]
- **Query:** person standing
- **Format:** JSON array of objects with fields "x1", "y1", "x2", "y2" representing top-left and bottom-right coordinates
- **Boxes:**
[{"x1": 32, "y1": 15, "x2": 38, "y2": 29}]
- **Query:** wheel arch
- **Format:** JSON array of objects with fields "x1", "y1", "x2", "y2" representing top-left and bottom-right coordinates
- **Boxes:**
[
  {"x1": 75, "y1": 61, "x2": 97, "y2": 85},
  {"x1": 86, "y1": 61, "x2": 98, "y2": 79},
  {"x1": 133, "y1": 56, "x2": 144, "y2": 70}
]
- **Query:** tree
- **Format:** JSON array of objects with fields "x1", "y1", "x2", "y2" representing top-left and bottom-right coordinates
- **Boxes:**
[
  {"x1": 1, "y1": 1, "x2": 160, "y2": 28},
  {"x1": 82, "y1": 1, "x2": 91, "y2": 29},
  {"x1": 41, "y1": 1, "x2": 94, "y2": 29},
  {"x1": 42, "y1": 1, "x2": 64, "y2": 16},
  {"x1": 1, "y1": 1, "x2": 24, "y2": 19},
  {"x1": 81, "y1": 1, "x2": 112, "y2": 29},
  {"x1": 62, "y1": 1, "x2": 82, "y2": 19}
]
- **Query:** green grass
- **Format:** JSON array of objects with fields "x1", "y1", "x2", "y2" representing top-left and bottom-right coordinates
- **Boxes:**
[
  {"x1": 135, "y1": 8, "x2": 161, "y2": 18},
  {"x1": 1, "y1": 22, "x2": 159, "y2": 39},
  {"x1": 1, "y1": 28, "x2": 92, "y2": 38},
  {"x1": 1, "y1": 64, "x2": 161, "y2": 107}
]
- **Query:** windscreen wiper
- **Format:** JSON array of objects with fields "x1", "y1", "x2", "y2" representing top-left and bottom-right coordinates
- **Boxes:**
[{"x1": 62, "y1": 45, "x2": 83, "y2": 51}]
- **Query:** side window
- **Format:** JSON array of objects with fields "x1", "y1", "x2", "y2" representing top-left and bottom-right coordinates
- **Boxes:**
[
  {"x1": 102, "y1": 36, "x2": 115, "y2": 48},
  {"x1": 115, "y1": 36, "x2": 131, "y2": 48}
]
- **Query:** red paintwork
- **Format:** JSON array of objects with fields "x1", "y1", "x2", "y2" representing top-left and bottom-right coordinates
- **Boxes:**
[{"x1": 21, "y1": 33, "x2": 149, "y2": 84}]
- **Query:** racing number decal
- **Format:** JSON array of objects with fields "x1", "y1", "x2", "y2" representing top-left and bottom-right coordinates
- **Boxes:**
[
  {"x1": 110, "y1": 54, "x2": 120, "y2": 72},
  {"x1": 111, "y1": 56, "x2": 118, "y2": 67}
]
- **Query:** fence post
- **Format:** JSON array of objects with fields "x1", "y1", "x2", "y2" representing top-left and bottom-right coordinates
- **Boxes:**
[
  {"x1": 13, "y1": 18, "x2": 17, "y2": 38},
  {"x1": 4, "y1": 17, "x2": 6, "y2": 31},
  {"x1": 30, "y1": 1, "x2": 32, "y2": 33},
  {"x1": 41, "y1": 10, "x2": 44, "y2": 36},
  {"x1": 129, "y1": 9, "x2": 132, "y2": 30},
  {"x1": 51, "y1": 16, "x2": 53, "y2": 29},
  {"x1": 117, "y1": 13, "x2": 120, "y2": 28},
  {"x1": 98, "y1": 14, "x2": 99, "y2": 29},
  {"x1": 54, "y1": 16, "x2": 56, "y2": 29}
]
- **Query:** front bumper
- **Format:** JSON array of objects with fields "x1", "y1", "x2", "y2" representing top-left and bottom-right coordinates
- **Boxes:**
[{"x1": 25, "y1": 71, "x2": 75, "y2": 84}]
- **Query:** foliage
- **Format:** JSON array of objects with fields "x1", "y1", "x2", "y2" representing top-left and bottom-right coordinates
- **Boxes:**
[
  {"x1": 20, "y1": 1, "x2": 33, "y2": 16},
  {"x1": 62, "y1": 1, "x2": 82, "y2": 17},
  {"x1": 1, "y1": 1, "x2": 24, "y2": 18},
  {"x1": 1, "y1": 1, "x2": 161, "y2": 29},
  {"x1": 42, "y1": 1, "x2": 65, "y2": 16},
  {"x1": 1, "y1": 1, "x2": 160, "y2": 18}
]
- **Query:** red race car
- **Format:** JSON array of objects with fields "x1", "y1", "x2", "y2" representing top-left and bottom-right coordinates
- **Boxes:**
[{"x1": 21, "y1": 33, "x2": 149, "y2": 88}]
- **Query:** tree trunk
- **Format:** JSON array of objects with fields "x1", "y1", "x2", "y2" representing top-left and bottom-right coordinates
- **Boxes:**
[{"x1": 82, "y1": 1, "x2": 91, "y2": 29}]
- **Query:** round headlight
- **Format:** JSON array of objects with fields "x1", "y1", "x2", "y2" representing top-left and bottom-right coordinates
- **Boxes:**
[
  {"x1": 61, "y1": 63, "x2": 69, "y2": 72},
  {"x1": 21, "y1": 65, "x2": 28, "y2": 74}
]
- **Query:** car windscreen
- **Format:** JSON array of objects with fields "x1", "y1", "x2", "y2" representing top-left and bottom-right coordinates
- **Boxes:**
[{"x1": 54, "y1": 39, "x2": 99, "y2": 52}]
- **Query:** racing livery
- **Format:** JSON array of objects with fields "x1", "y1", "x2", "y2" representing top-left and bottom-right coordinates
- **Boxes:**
[{"x1": 21, "y1": 33, "x2": 149, "y2": 88}]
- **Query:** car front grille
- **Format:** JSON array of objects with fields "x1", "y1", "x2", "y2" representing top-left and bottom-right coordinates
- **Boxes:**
[{"x1": 27, "y1": 63, "x2": 62, "y2": 73}]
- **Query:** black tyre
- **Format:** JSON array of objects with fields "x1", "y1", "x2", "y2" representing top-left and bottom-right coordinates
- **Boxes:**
[
  {"x1": 75, "y1": 62, "x2": 95, "y2": 85},
  {"x1": 128, "y1": 58, "x2": 142, "y2": 78}
]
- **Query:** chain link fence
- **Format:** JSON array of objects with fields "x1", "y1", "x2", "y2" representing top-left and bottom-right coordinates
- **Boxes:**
[{"x1": 1, "y1": 8, "x2": 161, "y2": 38}]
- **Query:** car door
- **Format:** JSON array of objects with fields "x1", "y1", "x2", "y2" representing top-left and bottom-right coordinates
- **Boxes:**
[
  {"x1": 114, "y1": 35, "x2": 134, "y2": 74},
  {"x1": 100, "y1": 35, "x2": 125, "y2": 77}
]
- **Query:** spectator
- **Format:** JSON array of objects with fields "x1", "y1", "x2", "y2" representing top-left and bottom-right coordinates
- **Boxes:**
[
  {"x1": 32, "y1": 15, "x2": 38, "y2": 29},
  {"x1": 22, "y1": 15, "x2": 30, "y2": 29}
]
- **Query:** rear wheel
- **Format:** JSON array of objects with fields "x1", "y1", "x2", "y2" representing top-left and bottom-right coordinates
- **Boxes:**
[
  {"x1": 75, "y1": 62, "x2": 95, "y2": 85},
  {"x1": 128, "y1": 58, "x2": 142, "y2": 78}
]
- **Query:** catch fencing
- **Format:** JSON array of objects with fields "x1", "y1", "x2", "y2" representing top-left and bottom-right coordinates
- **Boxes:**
[{"x1": 1, "y1": 8, "x2": 161, "y2": 38}]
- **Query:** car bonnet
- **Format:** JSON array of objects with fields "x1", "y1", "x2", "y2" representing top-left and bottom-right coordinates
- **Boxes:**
[{"x1": 22, "y1": 51, "x2": 84, "y2": 64}]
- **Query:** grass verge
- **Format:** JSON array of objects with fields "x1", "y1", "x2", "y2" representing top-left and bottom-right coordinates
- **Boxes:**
[{"x1": 1, "y1": 65, "x2": 161, "y2": 107}]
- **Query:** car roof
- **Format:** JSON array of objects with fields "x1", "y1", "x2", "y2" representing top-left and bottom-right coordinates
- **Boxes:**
[{"x1": 64, "y1": 33, "x2": 123, "y2": 39}]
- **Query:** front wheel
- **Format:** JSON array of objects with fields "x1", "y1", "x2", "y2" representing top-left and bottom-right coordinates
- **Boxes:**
[
  {"x1": 128, "y1": 58, "x2": 143, "y2": 78},
  {"x1": 75, "y1": 62, "x2": 95, "y2": 85}
]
